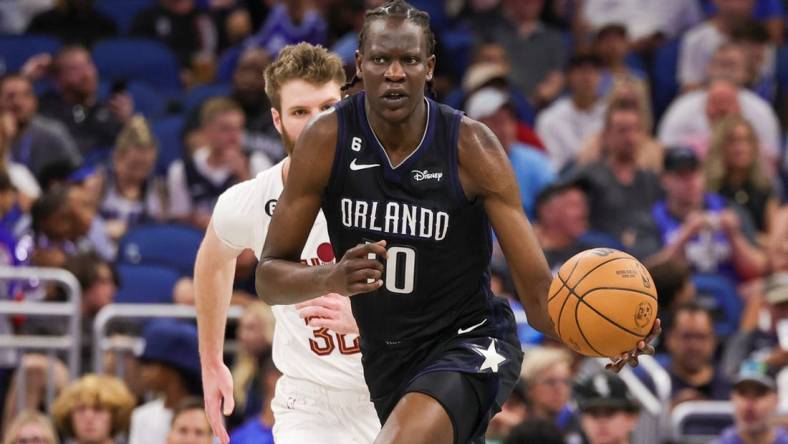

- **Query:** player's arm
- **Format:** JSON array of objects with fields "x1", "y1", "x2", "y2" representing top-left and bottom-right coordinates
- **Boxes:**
[
  {"x1": 457, "y1": 117, "x2": 556, "y2": 338},
  {"x1": 194, "y1": 221, "x2": 242, "y2": 444},
  {"x1": 256, "y1": 112, "x2": 386, "y2": 305}
]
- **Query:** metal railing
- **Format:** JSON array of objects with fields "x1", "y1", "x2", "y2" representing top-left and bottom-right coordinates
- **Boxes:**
[
  {"x1": 0, "y1": 266, "x2": 82, "y2": 414},
  {"x1": 93, "y1": 303, "x2": 245, "y2": 376}
]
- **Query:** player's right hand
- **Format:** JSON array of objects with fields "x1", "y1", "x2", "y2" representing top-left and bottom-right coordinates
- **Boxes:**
[
  {"x1": 327, "y1": 240, "x2": 387, "y2": 296},
  {"x1": 202, "y1": 361, "x2": 235, "y2": 444}
]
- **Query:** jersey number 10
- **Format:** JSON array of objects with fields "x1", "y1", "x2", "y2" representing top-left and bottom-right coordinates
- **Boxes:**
[{"x1": 369, "y1": 245, "x2": 416, "y2": 294}]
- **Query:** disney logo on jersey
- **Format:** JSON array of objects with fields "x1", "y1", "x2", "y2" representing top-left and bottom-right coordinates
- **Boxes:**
[
  {"x1": 411, "y1": 169, "x2": 443, "y2": 183},
  {"x1": 264, "y1": 199, "x2": 277, "y2": 217},
  {"x1": 299, "y1": 242, "x2": 337, "y2": 266}
]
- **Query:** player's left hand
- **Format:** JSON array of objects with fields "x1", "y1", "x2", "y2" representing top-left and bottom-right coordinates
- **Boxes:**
[
  {"x1": 296, "y1": 293, "x2": 359, "y2": 335},
  {"x1": 605, "y1": 318, "x2": 662, "y2": 373}
]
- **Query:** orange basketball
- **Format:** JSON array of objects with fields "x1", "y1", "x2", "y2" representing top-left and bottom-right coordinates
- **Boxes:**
[{"x1": 547, "y1": 248, "x2": 658, "y2": 357}]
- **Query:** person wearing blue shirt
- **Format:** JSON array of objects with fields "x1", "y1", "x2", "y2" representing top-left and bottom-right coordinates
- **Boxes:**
[
  {"x1": 245, "y1": 0, "x2": 327, "y2": 57},
  {"x1": 229, "y1": 357, "x2": 277, "y2": 444},
  {"x1": 464, "y1": 87, "x2": 555, "y2": 219}
]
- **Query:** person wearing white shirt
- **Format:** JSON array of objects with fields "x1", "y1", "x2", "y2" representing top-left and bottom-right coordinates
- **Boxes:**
[
  {"x1": 657, "y1": 78, "x2": 780, "y2": 168},
  {"x1": 679, "y1": 0, "x2": 757, "y2": 90},
  {"x1": 536, "y1": 54, "x2": 607, "y2": 172}
]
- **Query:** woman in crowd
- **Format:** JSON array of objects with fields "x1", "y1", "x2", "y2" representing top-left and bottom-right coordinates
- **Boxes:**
[
  {"x1": 51, "y1": 374, "x2": 136, "y2": 444},
  {"x1": 99, "y1": 115, "x2": 164, "y2": 242},
  {"x1": 3, "y1": 410, "x2": 59, "y2": 444},
  {"x1": 705, "y1": 115, "x2": 778, "y2": 238},
  {"x1": 232, "y1": 301, "x2": 275, "y2": 421}
]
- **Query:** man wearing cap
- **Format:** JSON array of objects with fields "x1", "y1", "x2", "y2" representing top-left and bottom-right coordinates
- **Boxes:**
[
  {"x1": 573, "y1": 372, "x2": 640, "y2": 444},
  {"x1": 536, "y1": 54, "x2": 607, "y2": 172},
  {"x1": 465, "y1": 87, "x2": 555, "y2": 218},
  {"x1": 649, "y1": 146, "x2": 767, "y2": 282},
  {"x1": 128, "y1": 320, "x2": 203, "y2": 444},
  {"x1": 713, "y1": 361, "x2": 788, "y2": 444}
]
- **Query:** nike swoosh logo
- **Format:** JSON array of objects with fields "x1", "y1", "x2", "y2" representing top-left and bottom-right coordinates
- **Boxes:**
[
  {"x1": 350, "y1": 158, "x2": 381, "y2": 171},
  {"x1": 458, "y1": 319, "x2": 487, "y2": 335}
]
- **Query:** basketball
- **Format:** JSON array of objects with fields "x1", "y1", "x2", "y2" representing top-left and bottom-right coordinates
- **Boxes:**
[{"x1": 547, "y1": 248, "x2": 658, "y2": 357}]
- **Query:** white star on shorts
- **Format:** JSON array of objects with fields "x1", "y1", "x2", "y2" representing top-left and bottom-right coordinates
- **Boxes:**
[{"x1": 471, "y1": 339, "x2": 506, "y2": 373}]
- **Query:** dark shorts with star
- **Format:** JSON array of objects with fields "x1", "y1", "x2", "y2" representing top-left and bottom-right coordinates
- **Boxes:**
[{"x1": 362, "y1": 297, "x2": 524, "y2": 444}]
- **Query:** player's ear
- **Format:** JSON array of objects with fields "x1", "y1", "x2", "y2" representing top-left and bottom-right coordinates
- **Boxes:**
[
  {"x1": 354, "y1": 50, "x2": 363, "y2": 79},
  {"x1": 271, "y1": 107, "x2": 283, "y2": 135},
  {"x1": 426, "y1": 54, "x2": 436, "y2": 82}
]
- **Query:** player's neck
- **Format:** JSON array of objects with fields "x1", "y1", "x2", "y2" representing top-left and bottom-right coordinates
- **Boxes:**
[
  {"x1": 282, "y1": 157, "x2": 291, "y2": 184},
  {"x1": 365, "y1": 96, "x2": 428, "y2": 163}
]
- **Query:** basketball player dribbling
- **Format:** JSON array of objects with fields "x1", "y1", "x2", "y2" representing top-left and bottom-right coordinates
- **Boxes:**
[
  {"x1": 195, "y1": 44, "x2": 380, "y2": 444},
  {"x1": 255, "y1": 2, "x2": 660, "y2": 444}
]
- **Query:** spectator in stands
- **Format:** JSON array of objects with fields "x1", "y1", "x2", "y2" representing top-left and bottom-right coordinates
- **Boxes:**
[
  {"x1": 184, "y1": 49, "x2": 282, "y2": 162},
  {"x1": 650, "y1": 147, "x2": 768, "y2": 282},
  {"x1": 705, "y1": 115, "x2": 778, "y2": 237},
  {"x1": 231, "y1": 302, "x2": 274, "y2": 420},
  {"x1": 228, "y1": 357, "x2": 277, "y2": 443},
  {"x1": 244, "y1": 0, "x2": 327, "y2": 57},
  {"x1": 656, "y1": 303, "x2": 732, "y2": 408},
  {"x1": 578, "y1": 77, "x2": 663, "y2": 173},
  {"x1": 504, "y1": 419, "x2": 565, "y2": 444},
  {"x1": 521, "y1": 347, "x2": 578, "y2": 434},
  {"x1": 487, "y1": 381, "x2": 530, "y2": 442},
  {"x1": 0, "y1": 112, "x2": 41, "y2": 204},
  {"x1": 2, "y1": 410, "x2": 59, "y2": 444},
  {"x1": 534, "y1": 181, "x2": 621, "y2": 272},
  {"x1": 483, "y1": 0, "x2": 567, "y2": 108},
  {"x1": 167, "y1": 97, "x2": 271, "y2": 230},
  {"x1": 0, "y1": 1, "x2": 53, "y2": 35},
  {"x1": 679, "y1": 0, "x2": 755, "y2": 91},
  {"x1": 705, "y1": 42, "x2": 752, "y2": 90},
  {"x1": 99, "y1": 116, "x2": 164, "y2": 242},
  {"x1": 721, "y1": 209, "x2": 788, "y2": 379},
  {"x1": 129, "y1": 320, "x2": 202, "y2": 444},
  {"x1": 166, "y1": 398, "x2": 213, "y2": 444},
  {"x1": 207, "y1": 0, "x2": 253, "y2": 53},
  {"x1": 731, "y1": 19, "x2": 777, "y2": 103},
  {"x1": 536, "y1": 54, "x2": 606, "y2": 172},
  {"x1": 0, "y1": 74, "x2": 81, "y2": 182},
  {"x1": 713, "y1": 361, "x2": 788, "y2": 444},
  {"x1": 566, "y1": 102, "x2": 663, "y2": 258},
  {"x1": 658, "y1": 78, "x2": 781, "y2": 165},
  {"x1": 0, "y1": 169, "x2": 29, "y2": 241},
  {"x1": 592, "y1": 24, "x2": 647, "y2": 96},
  {"x1": 51, "y1": 374, "x2": 135, "y2": 444},
  {"x1": 574, "y1": 372, "x2": 641, "y2": 444},
  {"x1": 130, "y1": 0, "x2": 217, "y2": 82},
  {"x1": 27, "y1": 0, "x2": 117, "y2": 48},
  {"x1": 465, "y1": 87, "x2": 555, "y2": 218},
  {"x1": 30, "y1": 184, "x2": 114, "y2": 266},
  {"x1": 38, "y1": 46, "x2": 134, "y2": 157}
]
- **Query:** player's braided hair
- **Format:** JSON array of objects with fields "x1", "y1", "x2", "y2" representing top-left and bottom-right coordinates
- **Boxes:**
[{"x1": 342, "y1": 0, "x2": 436, "y2": 97}]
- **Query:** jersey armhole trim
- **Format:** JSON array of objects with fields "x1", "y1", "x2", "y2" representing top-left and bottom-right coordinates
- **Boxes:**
[
  {"x1": 325, "y1": 105, "x2": 347, "y2": 201},
  {"x1": 448, "y1": 110, "x2": 470, "y2": 205}
]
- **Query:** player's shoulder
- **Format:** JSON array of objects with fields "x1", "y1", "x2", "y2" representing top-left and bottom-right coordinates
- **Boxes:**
[
  {"x1": 457, "y1": 115, "x2": 503, "y2": 155},
  {"x1": 215, "y1": 161, "x2": 284, "y2": 215}
]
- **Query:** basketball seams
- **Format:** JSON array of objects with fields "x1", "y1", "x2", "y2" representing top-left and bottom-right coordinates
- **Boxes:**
[
  {"x1": 574, "y1": 295, "x2": 605, "y2": 356},
  {"x1": 547, "y1": 257, "x2": 581, "y2": 303},
  {"x1": 576, "y1": 297, "x2": 650, "y2": 339},
  {"x1": 582, "y1": 286, "x2": 657, "y2": 301}
]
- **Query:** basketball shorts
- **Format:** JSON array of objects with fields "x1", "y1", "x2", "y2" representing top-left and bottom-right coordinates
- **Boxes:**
[
  {"x1": 271, "y1": 374, "x2": 380, "y2": 444},
  {"x1": 368, "y1": 297, "x2": 525, "y2": 444}
]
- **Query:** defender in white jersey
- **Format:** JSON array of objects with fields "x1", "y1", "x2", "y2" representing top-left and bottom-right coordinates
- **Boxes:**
[{"x1": 195, "y1": 44, "x2": 379, "y2": 444}]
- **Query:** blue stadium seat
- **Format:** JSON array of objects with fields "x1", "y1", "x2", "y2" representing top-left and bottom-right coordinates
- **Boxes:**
[
  {"x1": 652, "y1": 39, "x2": 681, "y2": 120},
  {"x1": 92, "y1": 38, "x2": 181, "y2": 93},
  {"x1": 438, "y1": 28, "x2": 474, "y2": 81},
  {"x1": 118, "y1": 223, "x2": 203, "y2": 276},
  {"x1": 182, "y1": 83, "x2": 232, "y2": 115},
  {"x1": 0, "y1": 35, "x2": 61, "y2": 74},
  {"x1": 94, "y1": 0, "x2": 155, "y2": 34},
  {"x1": 98, "y1": 80, "x2": 167, "y2": 120},
  {"x1": 692, "y1": 273, "x2": 743, "y2": 339},
  {"x1": 115, "y1": 263, "x2": 179, "y2": 304},
  {"x1": 217, "y1": 45, "x2": 243, "y2": 83},
  {"x1": 150, "y1": 115, "x2": 185, "y2": 175}
]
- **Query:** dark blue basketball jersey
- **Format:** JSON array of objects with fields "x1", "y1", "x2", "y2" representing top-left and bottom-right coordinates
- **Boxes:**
[{"x1": 323, "y1": 93, "x2": 497, "y2": 344}]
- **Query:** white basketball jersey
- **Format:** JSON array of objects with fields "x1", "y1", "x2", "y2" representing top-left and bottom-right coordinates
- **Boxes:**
[{"x1": 212, "y1": 160, "x2": 367, "y2": 392}]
